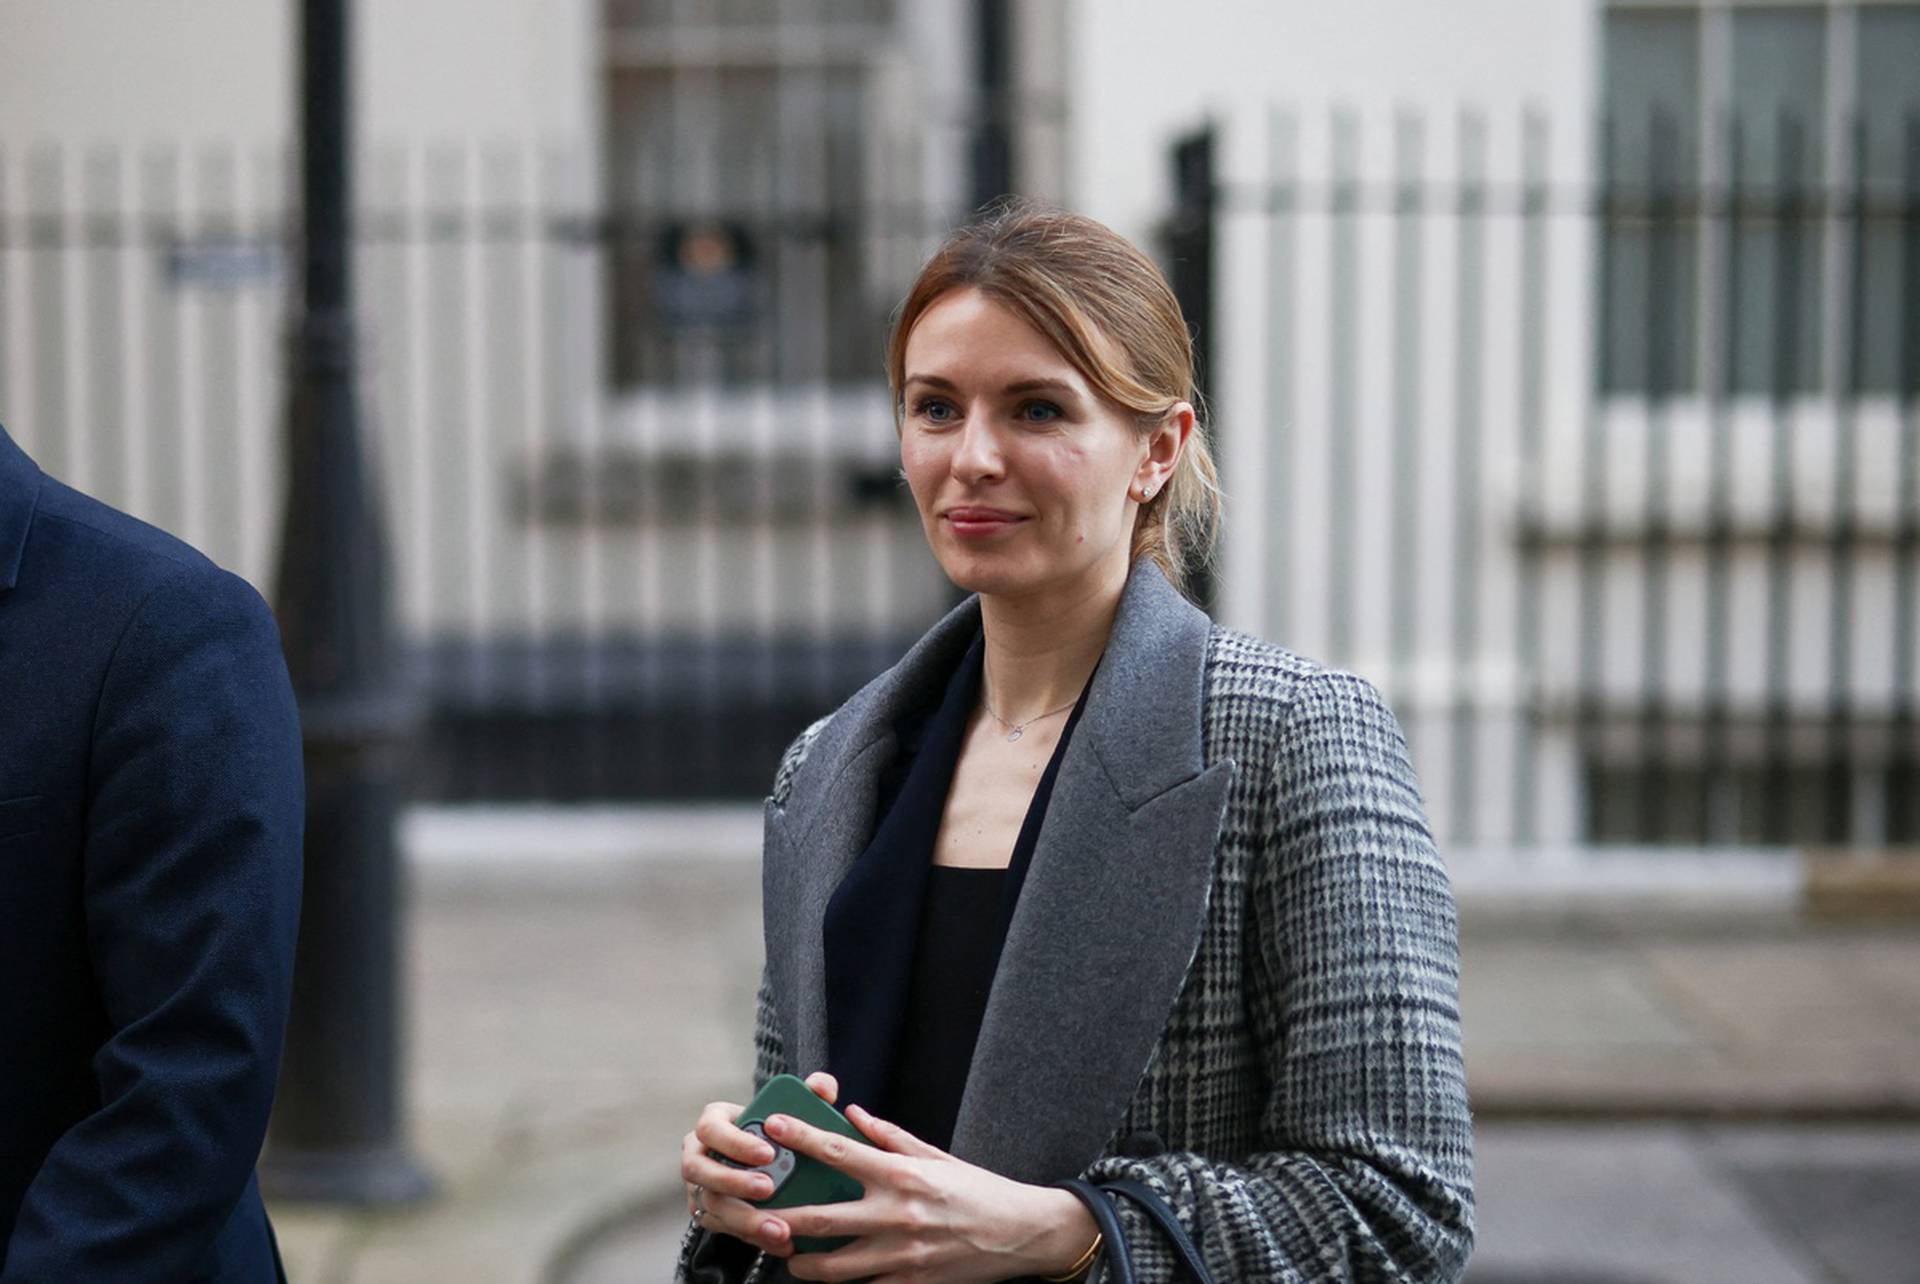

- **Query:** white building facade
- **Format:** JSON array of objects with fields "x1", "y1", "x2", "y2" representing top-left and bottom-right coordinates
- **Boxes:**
[{"x1": 2, "y1": 1, "x2": 1914, "y2": 846}]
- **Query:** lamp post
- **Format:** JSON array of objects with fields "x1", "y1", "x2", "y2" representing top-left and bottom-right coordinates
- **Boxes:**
[{"x1": 261, "y1": 0, "x2": 434, "y2": 1205}]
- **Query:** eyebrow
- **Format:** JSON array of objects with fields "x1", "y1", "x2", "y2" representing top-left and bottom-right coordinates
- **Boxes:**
[{"x1": 903, "y1": 374, "x2": 1083, "y2": 398}]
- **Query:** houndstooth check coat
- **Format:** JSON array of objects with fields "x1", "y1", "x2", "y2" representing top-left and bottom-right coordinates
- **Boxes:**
[{"x1": 679, "y1": 557, "x2": 1474, "y2": 1282}]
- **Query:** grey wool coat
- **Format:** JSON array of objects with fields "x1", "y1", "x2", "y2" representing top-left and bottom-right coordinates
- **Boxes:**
[{"x1": 679, "y1": 557, "x2": 1474, "y2": 1283}]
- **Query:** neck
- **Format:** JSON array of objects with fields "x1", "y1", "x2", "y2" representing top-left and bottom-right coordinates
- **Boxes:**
[{"x1": 976, "y1": 557, "x2": 1129, "y2": 722}]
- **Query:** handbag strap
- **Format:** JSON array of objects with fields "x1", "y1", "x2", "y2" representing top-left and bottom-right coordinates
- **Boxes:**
[
  {"x1": 1056, "y1": 1178, "x2": 1136, "y2": 1284},
  {"x1": 1098, "y1": 1178, "x2": 1217, "y2": 1284}
]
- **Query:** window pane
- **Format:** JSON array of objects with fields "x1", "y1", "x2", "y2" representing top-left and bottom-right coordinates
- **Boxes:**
[
  {"x1": 1603, "y1": 220, "x2": 1702, "y2": 396},
  {"x1": 1603, "y1": 9, "x2": 1701, "y2": 185},
  {"x1": 1728, "y1": 7, "x2": 1826, "y2": 394},
  {"x1": 606, "y1": 0, "x2": 672, "y2": 29},
  {"x1": 608, "y1": 0, "x2": 894, "y2": 30},
  {"x1": 1601, "y1": 9, "x2": 1701, "y2": 393},
  {"x1": 608, "y1": 65, "x2": 877, "y2": 386},
  {"x1": 1584, "y1": 757, "x2": 1909, "y2": 845},
  {"x1": 1857, "y1": 7, "x2": 1920, "y2": 394},
  {"x1": 602, "y1": 1, "x2": 904, "y2": 387},
  {"x1": 1731, "y1": 7, "x2": 1827, "y2": 185},
  {"x1": 1858, "y1": 8, "x2": 1920, "y2": 184}
]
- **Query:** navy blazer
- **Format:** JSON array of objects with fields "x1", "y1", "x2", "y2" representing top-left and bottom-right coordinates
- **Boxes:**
[{"x1": 0, "y1": 425, "x2": 302, "y2": 1282}]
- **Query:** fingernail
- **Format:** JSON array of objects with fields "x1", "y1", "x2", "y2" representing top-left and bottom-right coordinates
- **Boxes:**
[
  {"x1": 761, "y1": 1219, "x2": 786, "y2": 1239},
  {"x1": 753, "y1": 1175, "x2": 775, "y2": 1196},
  {"x1": 754, "y1": 1144, "x2": 777, "y2": 1165},
  {"x1": 765, "y1": 1115, "x2": 790, "y2": 1138}
]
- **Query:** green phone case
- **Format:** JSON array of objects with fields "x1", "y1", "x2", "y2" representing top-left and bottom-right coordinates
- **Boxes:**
[{"x1": 714, "y1": 1073, "x2": 872, "y2": 1254}]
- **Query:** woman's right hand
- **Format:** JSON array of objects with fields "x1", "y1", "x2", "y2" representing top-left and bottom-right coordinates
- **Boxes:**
[{"x1": 680, "y1": 1070, "x2": 840, "y2": 1260}]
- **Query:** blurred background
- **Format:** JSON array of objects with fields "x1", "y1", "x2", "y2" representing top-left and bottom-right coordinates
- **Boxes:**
[{"x1": 1, "y1": 1, "x2": 1917, "y2": 1280}]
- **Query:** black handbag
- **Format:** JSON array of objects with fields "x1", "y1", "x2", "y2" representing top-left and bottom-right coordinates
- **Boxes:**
[{"x1": 1055, "y1": 1177, "x2": 1218, "y2": 1284}]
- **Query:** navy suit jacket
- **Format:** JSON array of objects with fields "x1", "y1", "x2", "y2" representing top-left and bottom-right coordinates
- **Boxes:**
[{"x1": 0, "y1": 425, "x2": 302, "y2": 1282}]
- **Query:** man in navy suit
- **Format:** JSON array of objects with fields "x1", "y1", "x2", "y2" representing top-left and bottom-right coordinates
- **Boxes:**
[{"x1": 0, "y1": 422, "x2": 303, "y2": 1282}]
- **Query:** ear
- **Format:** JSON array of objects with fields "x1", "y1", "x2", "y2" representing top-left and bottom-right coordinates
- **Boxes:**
[{"x1": 1134, "y1": 402, "x2": 1195, "y2": 495}]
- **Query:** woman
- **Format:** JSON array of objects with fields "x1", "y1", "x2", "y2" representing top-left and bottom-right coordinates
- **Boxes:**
[{"x1": 678, "y1": 202, "x2": 1474, "y2": 1283}]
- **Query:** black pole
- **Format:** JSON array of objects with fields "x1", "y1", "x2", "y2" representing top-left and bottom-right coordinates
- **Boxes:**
[
  {"x1": 1162, "y1": 127, "x2": 1218, "y2": 612},
  {"x1": 261, "y1": 0, "x2": 434, "y2": 1205},
  {"x1": 970, "y1": 0, "x2": 1013, "y2": 213}
]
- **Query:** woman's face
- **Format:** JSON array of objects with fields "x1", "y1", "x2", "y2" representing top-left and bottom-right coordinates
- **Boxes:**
[{"x1": 898, "y1": 288, "x2": 1169, "y2": 603}]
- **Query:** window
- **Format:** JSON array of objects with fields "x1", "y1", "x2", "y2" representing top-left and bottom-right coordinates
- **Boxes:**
[
  {"x1": 1600, "y1": 8, "x2": 1703, "y2": 395},
  {"x1": 1598, "y1": 2, "x2": 1920, "y2": 395},
  {"x1": 1856, "y1": 5, "x2": 1920, "y2": 394},
  {"x1": 603, "y1": 1, "x2": 901, "y2": 387},
  {"x1": 1586, "y1": 755, "x2": 1919, "y2": 844}
]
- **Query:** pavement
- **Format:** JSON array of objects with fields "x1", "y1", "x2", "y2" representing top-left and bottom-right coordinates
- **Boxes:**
[{"x1": 264, "y1": 813, "x2": 1920, "y2": 1283}]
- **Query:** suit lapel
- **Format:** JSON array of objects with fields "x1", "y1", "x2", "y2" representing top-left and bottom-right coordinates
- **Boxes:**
[
  {"x1": 0, "y1": 426, "x2": 41, "y2": 592},
  {"x1": 950, "y1": 561, "x2": 1235, "y2": 1182}
]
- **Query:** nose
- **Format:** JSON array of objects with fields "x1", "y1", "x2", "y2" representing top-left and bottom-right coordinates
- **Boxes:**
[{"x1": 949, "y1": 406, "x2": 1006, "y2": 484}]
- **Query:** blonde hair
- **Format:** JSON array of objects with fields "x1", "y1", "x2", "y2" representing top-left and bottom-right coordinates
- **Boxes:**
[{"x1": 886, "y1": 200, "x2": 1222, "y2": 599}]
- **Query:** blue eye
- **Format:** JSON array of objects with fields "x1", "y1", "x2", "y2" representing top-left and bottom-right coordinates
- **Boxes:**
[
  {"x1": 912, "y1": 398, "x2": 958, "y2": 424},
  {"x1": 1020, "y1": 401, "x2": 1062, "y2": 423}
]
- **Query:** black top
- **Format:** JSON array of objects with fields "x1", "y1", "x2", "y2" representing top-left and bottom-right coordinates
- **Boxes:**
[
  {"x1": 887, "y1": 865, "x2": 1009, "y2": 1151},
  {"x1": 701, "y1": 629, "x2": 1095, "y2": 1282}
]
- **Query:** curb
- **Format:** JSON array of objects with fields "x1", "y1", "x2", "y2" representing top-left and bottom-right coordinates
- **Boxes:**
[
  {"x1": 404, "y1": 804, "x2": 764, "y2": 870},
  {"x1": 540, "y1": 1185, "x2": 690, "y2": 1284},
  {"x1": 1803, "y1": 849, "x2": 1920, "y2": 919}
]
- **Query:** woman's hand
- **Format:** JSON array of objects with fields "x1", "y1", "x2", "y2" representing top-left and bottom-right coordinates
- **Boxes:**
[
  {"x1": 679, "y1": 1071, "x2": 842, "y2": 1258},
  {"x1": 766, "y1": 1102, "x2": 1100, "y2": 1283}
]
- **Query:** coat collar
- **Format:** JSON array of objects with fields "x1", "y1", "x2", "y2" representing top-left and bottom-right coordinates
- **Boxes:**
[
  {"x1": 0, "y1": 425, "x2": 41, "y2": 592},
  {"x1": 762, "y1": 558, "x2": 1236, "y2": 1181},
  {"x1": 775, "y1": 557, "x2": 1216, "y2": 838}
]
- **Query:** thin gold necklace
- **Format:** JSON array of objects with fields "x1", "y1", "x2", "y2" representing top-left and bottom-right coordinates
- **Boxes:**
[{"x1": 982, "y1": 693, "x2": 1078, "y2": 742}]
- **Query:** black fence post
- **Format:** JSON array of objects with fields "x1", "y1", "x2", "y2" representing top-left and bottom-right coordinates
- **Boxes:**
[
  {"x1": 970, "y1": 0, "x2": 1014, "y2": 213},
  {"x1": 261, "y1": 0, "x2": 434, "y2": 1205},
  {"x1": 1163, "y1": 127, "x2": 1218, "y2": 612}
]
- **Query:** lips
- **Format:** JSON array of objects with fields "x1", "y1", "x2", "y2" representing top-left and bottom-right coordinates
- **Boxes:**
[{"x1": 944, "y1": 506, "x2": 1026, "y2": 537}]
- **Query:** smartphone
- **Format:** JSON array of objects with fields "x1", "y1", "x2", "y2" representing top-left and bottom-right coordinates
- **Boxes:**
[{"x1": 712, "y1": 1073, "x2": 872, "y2": 1254}]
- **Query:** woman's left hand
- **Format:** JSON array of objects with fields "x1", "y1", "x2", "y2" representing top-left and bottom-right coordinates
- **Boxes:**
[{"x1": 763, "y1": 1103, "x2": 1097, "y2": 1283}]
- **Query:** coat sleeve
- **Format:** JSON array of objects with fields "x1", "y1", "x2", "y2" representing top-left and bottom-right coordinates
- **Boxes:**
[
  {"x1": 679, "y1": 969, "x2": 795, "y2": 1284},
  {"x1": 678, "y1": 719, "x2": 826, "y2": 1284},
  {"x1": 1081, "y1": 669, "x2": 1475, "y2": 1283},
  {"x1": 0, "y1": 565, "x2": 303, "y2": 1283}
]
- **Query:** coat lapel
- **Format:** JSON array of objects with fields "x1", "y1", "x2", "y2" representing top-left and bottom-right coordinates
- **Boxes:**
[
  {"x1": 761, "y1": 559, "x2": 1236, "y2": 1176},
  {"x1": 762, "y1": 592, "x2": 984, "y2": 1077},
  {"x1": 950, "y1": 561, "x2": 1235, "y2": 1182},
  {"x1": 0, "y1": 426, "x2": 41, "y2": 592}
]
